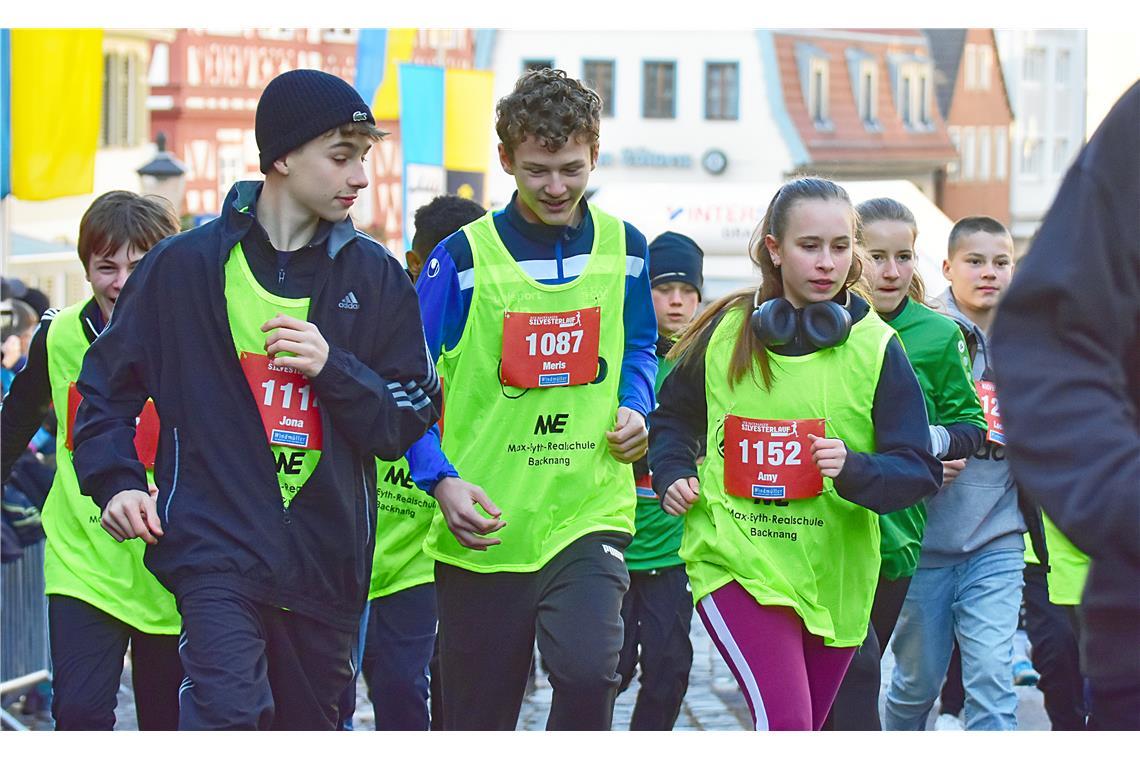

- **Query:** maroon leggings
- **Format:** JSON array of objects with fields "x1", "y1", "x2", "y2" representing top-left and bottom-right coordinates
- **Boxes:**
[{"x1": 696, "y1": 581, "x2": 856, "y2": 730}]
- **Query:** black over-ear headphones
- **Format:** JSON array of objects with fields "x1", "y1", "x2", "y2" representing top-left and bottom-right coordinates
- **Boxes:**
[{"x1": 749, "y1": 291, "x2": 853, "y2": 349}]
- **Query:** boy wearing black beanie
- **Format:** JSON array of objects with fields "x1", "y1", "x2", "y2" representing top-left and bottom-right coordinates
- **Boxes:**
[
  {"x1": 618, "y1": 231, "x2": 704, "y2": 729},
  {"x1": 72, "y1": 69, "x2": 441, "y2": 730}
]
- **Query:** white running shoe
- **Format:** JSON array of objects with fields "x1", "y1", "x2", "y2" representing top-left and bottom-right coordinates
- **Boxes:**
[{"x1": 935, "y1": 713, "x2": 964, "y2": 730}]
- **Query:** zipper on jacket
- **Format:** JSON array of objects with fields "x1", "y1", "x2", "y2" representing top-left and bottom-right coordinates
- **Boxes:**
[
  {"x1": 162, "y1": 428, "x2": 180, "y2": 525},
  {"x1": 361, "y1": 464, "x2": 370, "y2": 546}
]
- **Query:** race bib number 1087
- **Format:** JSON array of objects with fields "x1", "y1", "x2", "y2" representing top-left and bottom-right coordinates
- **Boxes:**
[{"x1": 501, "y1": 307, "x2": 601, "y2": 388}]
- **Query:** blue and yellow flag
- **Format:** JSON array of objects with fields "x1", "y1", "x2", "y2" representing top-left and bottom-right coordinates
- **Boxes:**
[
  {"x1": 444, "y1": 68, "x2": 494, "y2": 204},
  {"x1": 10, "y1": 28, "x2": 102, "y2": 200},
  {"x1": 353, "y1": 29, "x2": 387, "y2": 106},
  {"x1": 1, "y1": 29, "x2": 11, "y2": 200},
  {"x1": 399, "y1": 63, "x2": 446, "y2": 251}
]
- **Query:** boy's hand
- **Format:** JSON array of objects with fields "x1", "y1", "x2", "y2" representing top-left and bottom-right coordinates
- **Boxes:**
[
  {"x1": 261, "y1": 314, "x2": 329, "y2": 378},
  {"x1": 102, "y1": 489, "x2": 163, "y2": 545},
  {"x1": 662, "y1": 477, "x2": 700, "y2": 516},
  {"x1": 941, "y1": 458, "x2": 967, "y2": 489},
  {"x1": 606, "y1": 407, "x2": 648, "y2": 463},
  {"x1": 807, "y1": 434, "x2": 847, "y2": 479},
  {"x1": 433, "y1": 477, "x2": 506, "y2": 551}
]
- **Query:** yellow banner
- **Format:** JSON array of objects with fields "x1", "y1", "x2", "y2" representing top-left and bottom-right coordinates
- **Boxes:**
[
  {"x1": 372, "y1": 29, "x2": 417, "y2": 121},
  {"x1": 11, "y1": 29, "x2": 103, "y2": 200},
  {"x1": 444, "y1": 69, "x2": 494, "y2": 173}
]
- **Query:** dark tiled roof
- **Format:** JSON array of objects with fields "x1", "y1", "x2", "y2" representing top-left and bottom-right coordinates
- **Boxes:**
[
  {"x1": 924, "y1": 28, "x2": 967, "y2": 119},
  {"x1": 771, "y1": 32, "x2": 957, "y2": 168}
]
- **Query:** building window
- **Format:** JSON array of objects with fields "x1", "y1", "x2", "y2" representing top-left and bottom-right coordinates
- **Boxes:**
[
  {"x1": 900, "y1": 74, "x2": 912, "y2": 125},
  {"x1": 980, "y1": 45, "x2": 993, "y2": 90},
  {"x1": 964, "y1": 44, "x2": 977, "y2": 90},
  {"x1": 857, "y1": 60, "x2": 878, "y2": 125},
  {"x1": 643, "y1": 61, "x2": 676, "y2": 119},
  {"x1": 1024, "y1": 47, "x2": 1046, "y2": 82},
  {"x1": 1056, "y1": 49, "x2": 1071, "y2": 85},
  {"x1": 1053, "y1": 138, "x2": 1070, "y2": 173},
  {"x1": 895, "y1": 61, "x2": 933, "y2": 129},
  {"x1": 522, "y1": 59, "x2": 554, "y2": 74},
  {"x1": 705, "y1": 62, "x2": 739, "y2": 120},
  {"x1": 995, "y1": 126, "x2": 1008, "y2": 180},
  {"x1": 809, "y1": 58, "x2": 829, "y2": 126},
  {"x1": 947, "y1": 126, "x2": 962, "y2": 181},
  {"x1": 919, "y1": 72, "x2": 931, "y2": 125},
  {"x1": 978, "y1": 126, "x2": 992, "y2": 181},
  {"x1": 962, "y1": 127, "x2": 976, "y2": 181},
  {"x1": 962, "y1": 128, "x2": 980, "y2": 182},
  {"x1": 100, "y1": 51, "x2": 143, "y2": 148},
  {"x1": 1021, "y1": 137, "x2": 1044, "y2": 176},
  {"x1": 583, "y1": 60, "x2": 615, "y2": 117}
]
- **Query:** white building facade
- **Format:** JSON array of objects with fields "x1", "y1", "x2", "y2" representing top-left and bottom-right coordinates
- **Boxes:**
[
  {"x1": 994, "y1": 30, "x2": 1087, "y2": 253},
  {"x1": 482, "y1": 30, "x2": 795, "y2": 218}
]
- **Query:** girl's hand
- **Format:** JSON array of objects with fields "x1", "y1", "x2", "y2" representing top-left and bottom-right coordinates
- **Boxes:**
[
  {"x1": 807, "y1": 434, "x2": 847, "y2": 478},
  {"x1": 663, "y1": 477, "x2": 700, "y2": 516}
]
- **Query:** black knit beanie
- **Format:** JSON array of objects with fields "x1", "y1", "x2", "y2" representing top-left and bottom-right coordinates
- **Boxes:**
[
  {"x1": 648, "y1": 231, "x2": 704, "y2": 298},
  {"x1": 255, "y1": 69, "x2": 376, "y2": 174}
]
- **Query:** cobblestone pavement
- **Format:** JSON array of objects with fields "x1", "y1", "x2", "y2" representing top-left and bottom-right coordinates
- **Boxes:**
[{"x1": 85, "y1": 620, "x2": 1046, "y2": 731}]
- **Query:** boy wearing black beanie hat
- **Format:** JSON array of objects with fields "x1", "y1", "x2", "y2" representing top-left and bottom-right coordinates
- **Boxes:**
[
  {"x1": 618, "y1": 230, "x2": 704, "y2": 729},
  {"x1": 72, "y1": 69, "x2": 441, "y2": 730}
]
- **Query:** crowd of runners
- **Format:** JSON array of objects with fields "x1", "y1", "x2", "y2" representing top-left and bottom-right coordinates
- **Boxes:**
[{"x1": 1, "y1": 67, "x2": 1136, "y2": 732}]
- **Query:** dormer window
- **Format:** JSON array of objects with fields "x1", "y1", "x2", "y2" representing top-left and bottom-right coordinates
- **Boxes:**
[
  {"x1": 890, "y1": 54, "x2": 934, "y2": 131},
  {"x1": 810, "y1": 59, "x2": 829, "y2": 125},
  {"x1": 795, "y1": 42, "x2": 833, "y2": 131},
  {"x1": 846, "y1": 48, "x2": 880, "y2": 130}
]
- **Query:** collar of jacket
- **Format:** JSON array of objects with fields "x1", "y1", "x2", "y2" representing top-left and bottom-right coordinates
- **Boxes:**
[
  {"x1": 500, "y1": 190, "x2": 592, "y2": 246},
  {"x1": 221, "y1": 180, "x2": 362, "y2": 261}
]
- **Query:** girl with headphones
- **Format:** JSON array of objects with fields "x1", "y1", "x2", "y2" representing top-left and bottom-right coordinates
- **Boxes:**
[
  {"x1": 646, "y1": 177, "x2": 941, "y2": 730},
  {"x1": 825, "y1": 198, "x2": 988, "y2": 729}
]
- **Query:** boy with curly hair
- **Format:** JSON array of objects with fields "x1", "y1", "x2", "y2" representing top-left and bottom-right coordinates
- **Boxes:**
[{"x1": 406, "y1": 68, "x2": 658, "y2": 729}]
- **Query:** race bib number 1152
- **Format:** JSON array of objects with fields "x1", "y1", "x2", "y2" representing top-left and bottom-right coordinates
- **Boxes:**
[{"x1": 723, "y1": 415, "x2": 825, "y2": 501}]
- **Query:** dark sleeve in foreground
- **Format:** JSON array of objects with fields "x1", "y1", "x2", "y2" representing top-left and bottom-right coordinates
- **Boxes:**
[
  {"x1": 992, "y1": 82, "x2": 1140, "y2": 563},
  {"x1": 73, "y1": 255, "x2": 159, "y2": 509},
  {"x1": 648, "y1": 320, "x2": 719, "y2": 501},
  {"x1": 312, "y1": 262, "x2": 441, "y2": 461},
  {"x1": 1, "y1": 318, "x2": 54, "y2": 483},
  {"x1": 943, "y1": 421, "x2": 986, "y2": 461},
  {"x1": 834, "y1": 337, "x2": 943, "y2": 513}
]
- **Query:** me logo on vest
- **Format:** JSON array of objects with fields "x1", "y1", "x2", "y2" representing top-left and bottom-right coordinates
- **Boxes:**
[
  {"x1": 534, "y1": 413, "x2": 569, "y2": 435},
  {"x1": 339, "y1": 291, "x2": 360, "y2": 310},
  {"x1": 383, "y1": 464, "x2": 416, "y2": 489}
]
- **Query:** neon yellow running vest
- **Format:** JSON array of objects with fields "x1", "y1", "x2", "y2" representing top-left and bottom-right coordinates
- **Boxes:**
[
  {"x1": 43, "y1": 299, "x2": 179, "y2": 634},
  {"x1": 681, "y1": 305, "x2": 894, "y2": 647},
  {"x1": 370, "y1": 456, "x2": 435, "y2": 598},
  {"x1": 422, "y1": 207, "x2": 635, "y2": 572},
  {"x1": 223, "y1": 242, "x2": 317, "y2": 507},
  {"x1": 1042, "y1": 512, "x2": 1089, "y2": 606}
]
